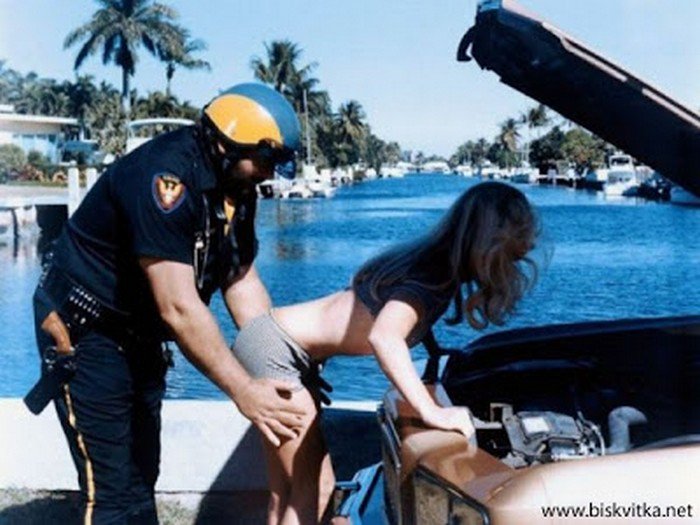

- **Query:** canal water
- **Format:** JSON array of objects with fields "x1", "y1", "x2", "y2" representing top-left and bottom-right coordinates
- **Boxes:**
[{"x1": 2, "y1": 174, "x2": 700, "y2": 401}]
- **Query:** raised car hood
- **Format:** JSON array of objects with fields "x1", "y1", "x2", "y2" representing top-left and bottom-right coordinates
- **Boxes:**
[
  {"x1": 458, "y1": 0, "x2": 700, "y2": 196},
  {"x1": 442, "y1": 315, "x2": 700, "y2": 443}
]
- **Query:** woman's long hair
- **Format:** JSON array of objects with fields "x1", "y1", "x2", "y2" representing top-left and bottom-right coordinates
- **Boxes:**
[{"x1": 353, "y1": 181, "x2": 539, "y2": 329}]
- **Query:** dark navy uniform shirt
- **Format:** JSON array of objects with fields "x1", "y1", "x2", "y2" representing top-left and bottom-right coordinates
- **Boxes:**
[{"x1": 52, "y1": 126, "x2": 258, "y2": 335}]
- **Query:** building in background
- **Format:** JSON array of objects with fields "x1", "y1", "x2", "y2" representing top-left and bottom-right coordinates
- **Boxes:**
[{"x1": 0, "y1": 104, "x2": 78, "y2": 163}]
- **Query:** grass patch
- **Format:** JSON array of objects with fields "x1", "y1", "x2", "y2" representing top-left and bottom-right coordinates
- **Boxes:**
[
  {"x1": 3, "y1": 181, "x2": 67, "y2": 188},
  {"x1": 0, "y1": 490, "x2": 267, "y2": 524}
]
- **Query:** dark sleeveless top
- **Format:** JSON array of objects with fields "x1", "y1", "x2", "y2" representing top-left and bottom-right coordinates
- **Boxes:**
[{"x1": 352, "y1": 258, "x2": 457, "y2": 347}]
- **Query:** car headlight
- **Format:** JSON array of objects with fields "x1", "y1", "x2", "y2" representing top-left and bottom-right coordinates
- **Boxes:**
[{"x1": 413, "y1": 468, "x2": 489, "y2": 525}]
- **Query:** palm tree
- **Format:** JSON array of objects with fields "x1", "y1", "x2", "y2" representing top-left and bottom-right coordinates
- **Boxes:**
[
  {"x1": 251, "y1": 40, "x2": 331, "y2": 163},
  {"x1": 334, "y1": 101, "x2": 368, "y2": 166},
  {"x1": 159, "y1": 28, "x2": 210, "y2": 95},
  {"x1": 16, "y1": 80, "x2": 71, "y2": 116},
  {"x1": 0, "y1": 61, "x2": 19, "y2": 103},
  {"x1": 336, "y1": 101, "x2": 367, "y2": 143},
  {"x1": 498, "y1": 117, "x2": 521, "y2": 153},
  {"x1": 522, "y1": 104, "x2": 549, "y2": 136},
  {"x1": 132, "y1": 91, "x2": 180, "y2": 118},
  {"x1": 472, "y1": 138, "x2": 490, "y2": 167},
  {"x1": 250, "y1": 40, "x2": 330, "y2": 111},
  {"x1": 85, "y1": 81, "x2": 127, "y2": 154},
  {"x1": 66, "y1": 75, "x2": 99, "y2": 138},
  {"x1": 519, "y1": 104, "x2": 550, "y2": 163},
  {"x1": 64, "y1": 0, "x2": 183, "y2": 114},
  {"x1": 363, "y1": 133, "x2": 386, "y2": 172},
  {"x1": 250, "y1": 40, "x2": 315, "y2": 93},
  {"x1": 251, "y1": 40, "x2": 326, "y2": 115},
  {"x1": 452, "y1": 140, "x2": 476, "y2": 166}
]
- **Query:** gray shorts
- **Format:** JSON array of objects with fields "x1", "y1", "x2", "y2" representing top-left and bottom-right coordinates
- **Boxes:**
[{"x1": 232, "y1": 313, "x2": 325, "y2": 401}]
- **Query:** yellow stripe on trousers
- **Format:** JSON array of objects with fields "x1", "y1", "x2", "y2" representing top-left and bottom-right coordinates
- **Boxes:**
[{"x1": 64, "y1": 384, "x2": 96, "y2": 525}]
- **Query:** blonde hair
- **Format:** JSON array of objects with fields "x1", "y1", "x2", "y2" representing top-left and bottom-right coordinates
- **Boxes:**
[{"x1": 353, "y1": 181, "x2": 538, "y2": 330}]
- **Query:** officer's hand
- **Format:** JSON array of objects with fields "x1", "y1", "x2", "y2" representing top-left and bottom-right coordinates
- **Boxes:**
[{"x1": 235, "y1": 378, "x2": 307, "y2": 447}]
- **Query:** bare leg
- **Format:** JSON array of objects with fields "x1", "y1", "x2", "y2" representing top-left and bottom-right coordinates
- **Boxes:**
[
  {"x1": 262, "y1": 436, "x2": 290, "y2": 525},
  {"x1": 261, "y1": 387, "x2": 335, "y2": 525},
  {"x1": 317, "y1": 451, "x2": 336, "y2": 522}
]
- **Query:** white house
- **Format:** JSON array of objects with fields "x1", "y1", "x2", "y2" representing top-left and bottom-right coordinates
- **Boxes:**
[{"x1": 0, "y1": 104, "x2": 78, "y2": 163}]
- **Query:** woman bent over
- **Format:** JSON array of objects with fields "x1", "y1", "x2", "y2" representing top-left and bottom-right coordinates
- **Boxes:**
[{"x1": 233, "y1": 181, "x2": 540, "y2": 524}]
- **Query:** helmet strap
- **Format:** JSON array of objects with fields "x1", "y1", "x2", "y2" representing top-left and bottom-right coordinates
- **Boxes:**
[{"x1": 196, "y1": 117, "x2": 247, "y2": 192}]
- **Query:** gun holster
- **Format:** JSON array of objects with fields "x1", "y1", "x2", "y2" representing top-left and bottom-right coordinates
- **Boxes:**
[{"x1": 24, "y1": 311, "x2": 77, "y2": 415}]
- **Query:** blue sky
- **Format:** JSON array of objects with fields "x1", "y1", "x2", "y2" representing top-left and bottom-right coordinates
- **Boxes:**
[{"x1": 1, "y1": 0, "x2": 699, "y2": 157}]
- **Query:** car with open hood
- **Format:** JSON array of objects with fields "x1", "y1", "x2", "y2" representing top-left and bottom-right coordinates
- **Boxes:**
[{"x1": 332, "y1": 1, "x2": 700, "y2": 523}]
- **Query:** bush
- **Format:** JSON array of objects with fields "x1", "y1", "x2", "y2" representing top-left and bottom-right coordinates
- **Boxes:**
[
  {"x1": 0, "y1": 144, "x2": 27, "y2": 182},
  {"x1": 27, "y1": 150, "x2": 51, "y2": 173}
]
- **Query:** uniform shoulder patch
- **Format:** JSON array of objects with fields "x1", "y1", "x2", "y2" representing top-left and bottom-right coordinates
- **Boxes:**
[{"x1": 152, "y1": 173, "x2": 186, "y2": 213}]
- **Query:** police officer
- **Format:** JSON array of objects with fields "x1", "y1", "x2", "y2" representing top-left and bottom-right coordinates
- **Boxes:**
[{"x1": 27, "y1": 83, "x2": 305, "y2": 524}]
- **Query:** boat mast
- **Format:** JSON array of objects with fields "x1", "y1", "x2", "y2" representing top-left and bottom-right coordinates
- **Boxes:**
[{"x1": 303, "y1": 88, "x2": 312, "y2": 165}]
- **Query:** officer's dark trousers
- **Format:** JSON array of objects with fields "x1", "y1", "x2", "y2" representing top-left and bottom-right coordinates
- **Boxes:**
[{"x1": 34, "y1": 296, "x2": 166, "y2": 525}]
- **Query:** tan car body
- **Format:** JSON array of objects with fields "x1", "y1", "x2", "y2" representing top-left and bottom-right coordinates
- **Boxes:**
[{"x1": 383, "y1": 386, "x2": 700, "y2": 524}]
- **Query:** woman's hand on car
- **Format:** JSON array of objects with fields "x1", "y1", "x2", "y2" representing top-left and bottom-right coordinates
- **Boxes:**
[{"x1": 420, "y1": 405, "x2": 475, "y2": 439}]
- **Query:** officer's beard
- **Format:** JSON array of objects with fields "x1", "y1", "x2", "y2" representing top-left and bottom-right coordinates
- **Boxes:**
[{"x1": 220, "y1": 172, "x2": 256, "y2": 201}]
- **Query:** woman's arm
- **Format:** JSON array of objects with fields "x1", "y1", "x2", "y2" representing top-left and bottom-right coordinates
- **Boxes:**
[
  {"x1": 368, "y1": 299, "x2": 474, "y2": 438},
  {"x1": 222, "y1": 263, "x2": 272, "y2": 329}
]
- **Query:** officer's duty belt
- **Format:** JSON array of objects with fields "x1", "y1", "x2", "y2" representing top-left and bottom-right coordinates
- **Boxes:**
[{"x1": 40, "y1": 265, "x2": 134, "y2": 347}]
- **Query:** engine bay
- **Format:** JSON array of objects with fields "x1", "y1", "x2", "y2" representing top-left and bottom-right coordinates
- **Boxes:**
[
  {"x1": 441, "y1": 318, "x2": 700, "y2": 467},
  {"x1": 475, "y1": 403, "x2": 648, "y2": 468}
]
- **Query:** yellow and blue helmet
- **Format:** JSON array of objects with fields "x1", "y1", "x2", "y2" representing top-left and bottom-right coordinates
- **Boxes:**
[{"x1": 203, "y1": 83, "x2": 301, "y2": 179}]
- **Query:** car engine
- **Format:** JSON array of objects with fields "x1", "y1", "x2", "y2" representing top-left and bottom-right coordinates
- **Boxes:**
[{"x1": 478, "y1": 404, "x2": 647, "y2": 468}]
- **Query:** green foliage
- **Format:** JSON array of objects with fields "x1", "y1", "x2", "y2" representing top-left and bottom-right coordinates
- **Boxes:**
[
  {"x1": 472, "y1": 138, "x2": 489, "y2": 167},
  {"x1": 0, "y1": 144, "x2": 26, "y2": 181},
  {"x1": 27, "y1": 150, "x2": 51, "y2": 172},
  {"x1": 362, "y1": 136, "x2": 402, "y2": 172},
  {"x1": 487, "y1": 142, "x2": 520, "y2": 169},
  {"x1": 363, "y1": 134, "x2": 386, "y2": 172},
  {"x1": 528, "y1": 126, "x2": 566, "y2": 169},
  {"x1": 498, "y1": 117, "x2": 521, "y2": 153},
  {"x1": 313, "y1": 101, "x2": 369, "y2": 168},
  {"x1": 132, "y1": 92, "x2": 196, "y2": 120},
  {"x1": 561, "y1": 127, "x2": 607, "y2": 172},
  {"x1": 64, "y1": 0, "x2": 193, "y2": 112},
  {"x1": 4, "y1": 30, "x2": 395, "y2": 166},
  {"x1": 0, "y1": 63, "x2": 201, "y2": 156},
  {"x1": 450, "y1": 104, "x2": 619, "y2": 174},
  {"x1": 251, "y1": 39, "x2": 397, "y2": 169},
  {"x1": 450, "y1": 140, "x2": 476, "y2": 166},
  {"x1": 158, "y1": 29, "x2": 211, "y2": 95}
]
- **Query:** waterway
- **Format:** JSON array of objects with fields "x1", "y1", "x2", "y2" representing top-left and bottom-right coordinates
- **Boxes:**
[{"x1": 2, "y1": 174, "x2": 700, "y2": 401}]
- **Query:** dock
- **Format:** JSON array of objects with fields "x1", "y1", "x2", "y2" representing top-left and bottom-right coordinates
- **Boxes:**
[{"x1": 0, "y1": 168, "x2": 98, "y2": 242}]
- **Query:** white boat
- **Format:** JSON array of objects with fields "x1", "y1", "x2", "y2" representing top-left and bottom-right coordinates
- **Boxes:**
[
  {"x1": 257, "y1": 178, "x2": 292, "y2": 199},
  {"x1": 510, "y1": 162, "x2": 538, "y2": 183},
  {"x1": 125, "y1": 118, "x2": 195, "y2": 153},
  {"x1": 669, "y1": 186, "x2": 700, "y2": 206},
  {"x1": 454, "y1": 164, "x2": 475, "y2": 177},
  {"x1": 330, "y1": 167, "x2": 353, "y2": 185},
  {"x1": 603, "y1": 154, "x2": 639, "y2": 196},
  {"x1": 301, "y1": 164, "x2": 335, "y2": 198},
  {"x1": 421, "y1": 160, "x2": 450, "y2": 174},
  {"x1": 306, "y1": 179, "x2": 335, "y2": 198},
  {"x1": 280, "y1": 181, "x2": 313, "y2": 199},
  {"x1": 584, "y1": 167, "x2": 608, "y2": 190},
  {"x1": 380, "y1": 166, "x2": 405, "y2": 178},
  {"x1": 478, "y1": 161, "x2": 500, "y2": 179}
]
